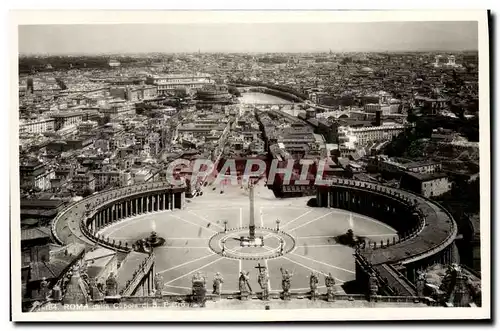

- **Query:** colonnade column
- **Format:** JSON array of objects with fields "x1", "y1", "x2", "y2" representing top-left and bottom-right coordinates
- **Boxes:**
[{"x1": 162, "y1": 193, "x2": 166, "y2": 210}]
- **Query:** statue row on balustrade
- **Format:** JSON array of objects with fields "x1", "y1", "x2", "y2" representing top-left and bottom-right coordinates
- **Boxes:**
[{"x1": 188, "y1": 267, "x2": 337, "y2": 302}]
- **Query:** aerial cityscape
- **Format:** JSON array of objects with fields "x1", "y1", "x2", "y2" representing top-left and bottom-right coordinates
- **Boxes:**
[{"x1": 15, "y1": 20, "x2": 483, "y2": 317}]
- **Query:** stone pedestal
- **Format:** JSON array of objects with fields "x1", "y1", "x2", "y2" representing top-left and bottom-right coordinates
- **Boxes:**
[
  {"x1": 104, "y1": 295, "x2": 122, "y2": 304},
  {"x1": 261, "y1": 290, "x2": 269, "y2": 301},
  {"x1": 52, "y1": 286, "x2": 62, "y2": 301},
  {"x1": 326, "y1": 290, "x2": 335, "y2": 302},
  {"x1": 240, "y1": 291, "x2": 250, "y2": 301}
]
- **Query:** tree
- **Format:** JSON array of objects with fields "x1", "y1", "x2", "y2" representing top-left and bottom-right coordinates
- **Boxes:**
[
  {"x1": 227, "y1": 86, "x2": 241, "y2": 97},
  {"x1": 82, "y1": 187, "x2": 94, "y2": 197}
]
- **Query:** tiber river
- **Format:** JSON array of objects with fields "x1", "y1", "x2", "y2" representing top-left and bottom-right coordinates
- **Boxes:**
[{"x1": 238, "y1": 92, "x2": 294, "y2": 104}]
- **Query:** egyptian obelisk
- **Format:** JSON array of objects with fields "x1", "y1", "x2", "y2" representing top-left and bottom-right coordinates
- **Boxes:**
[{"x1": 249, "y1": 182, "x2": 255, "y2": 239}]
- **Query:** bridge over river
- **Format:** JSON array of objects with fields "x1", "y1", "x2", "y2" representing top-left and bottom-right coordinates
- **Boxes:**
[{"x1": 238, "y1": 92, "x2": 353, "y2": 118}]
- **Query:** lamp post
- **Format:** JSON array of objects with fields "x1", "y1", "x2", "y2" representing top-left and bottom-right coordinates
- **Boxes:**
[
  {"x1": 276, "y1": 219, "x2": 281, "y2": 232},
  {"x1": 223, "y1": 220, "x2": 228, "y2": 233}
]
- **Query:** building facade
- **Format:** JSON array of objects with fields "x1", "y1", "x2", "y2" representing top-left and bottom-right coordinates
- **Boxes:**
[
  {"x1": 72, "y1": 171, "x2": 96, "y2": 195},
  {"x1": 19, "y1": 118, "x2": 55, "y2": 135},
  {"x1": 20, "y1": 161, "x2": 55, "y2": 191},
  {"x1": 400, "y1": 172, "x2": 452, "y2": 198},
  {"x1": 339, "y1": 124, "x2": 406, "y2": 146},
  {"x1": 145, "y1": 73, "x2": 213, "y2": 94},
  {"x1": 100, "y1": 101, "x2": 136, "y2": 118}
]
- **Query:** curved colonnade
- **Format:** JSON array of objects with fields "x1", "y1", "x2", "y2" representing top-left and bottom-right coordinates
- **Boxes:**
[
  {"x1": 316, "y1": 178, "x2": 458, "y2": 282},
  {"x1": 51, "y1": 181, "x2": 186, "y2": 253}
]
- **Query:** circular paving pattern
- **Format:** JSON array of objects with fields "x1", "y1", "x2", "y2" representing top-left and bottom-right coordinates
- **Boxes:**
[
  {"x1": 208, "y1": 227, "x2": 296, "y2": 260},
  {"x1": 98, "y1": 200, "x2": 398, "y2": 295}
]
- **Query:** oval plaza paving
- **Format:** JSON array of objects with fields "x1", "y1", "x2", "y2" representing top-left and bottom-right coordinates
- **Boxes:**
[{"x1": 52, "y1": 174, "x2": 458, "y2": 301}]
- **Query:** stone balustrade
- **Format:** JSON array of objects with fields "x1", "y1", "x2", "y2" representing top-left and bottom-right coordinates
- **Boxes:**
[
  {"x1": 120, "y1": 253, "x2": 156, "y2": 296},
  {"x1": 31, "y1": 292, "x2": 440, "y2": 312}
]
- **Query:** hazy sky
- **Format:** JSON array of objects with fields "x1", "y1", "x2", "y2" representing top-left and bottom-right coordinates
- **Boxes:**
[{"x1": 18, "y1": 22, "x2": 478, "y2": 55}]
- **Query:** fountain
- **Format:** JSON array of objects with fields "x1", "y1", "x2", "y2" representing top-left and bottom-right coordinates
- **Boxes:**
[
  {"x1": 135, "y1": 219, "x2": 165, "y2": 252},
  {"x1": 147, "y1": 219, "x2": 164, "y2": 247},
  {"x1": 146, "y1": 231, "x2": 165, "y2": 247}
]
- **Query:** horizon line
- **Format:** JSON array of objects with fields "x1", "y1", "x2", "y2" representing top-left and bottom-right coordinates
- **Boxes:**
[{"x1": 19, "y1": 49, "x2": 479, "y2": 57}]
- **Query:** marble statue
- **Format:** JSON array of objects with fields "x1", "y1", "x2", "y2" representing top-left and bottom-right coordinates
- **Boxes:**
[
  {"x1": 258, "y1": 268, "x2": 271, "y2": 300},
  {"x1": 239, "y1": 271, "x2": 251, "y2": 294},
  {"x1": 212, "y1": 272, "x2": 224, "y2": 295},
  {"x1": 325, "y1": 272, "x2": 336, "y2": 302},
  {"x1": 105, "y1": 272, "x2": 119, "y2": 297},
  {"x1": 280, "y1": 268, "x2": 293, "y2": 300},
  {"x1": 415, "y1": 270, "x2": 426, "y2": 297},
  {"x1": 154, "y1": 273, "x2": 164, "y2": 296},
  {"x1": 309, "y1": 272, "x2": 319, "y2": 300},
  {"x1": 439, "y1": 264, "x2": 477, "y2": 307},
  {"x1": 39, "y1": 277, "x2": 50, "y2": 300},
  {"x1": 192, "y1": 271, "x2": 206, "y2": 286},
  {"x1": 89, "y1": 277, "x2": 104, "y2": 301}
]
